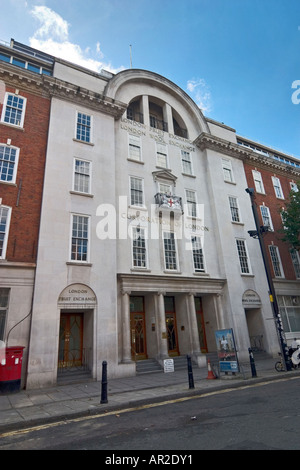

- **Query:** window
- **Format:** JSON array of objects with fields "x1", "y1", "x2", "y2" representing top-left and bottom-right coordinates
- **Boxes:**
[
  {"x1": 159, "y1": 183, "x2": 172, "y2": 195},
  {"x1": 76, "y1": 112, "x2": 91, "y2": 143},
  {"x1": 260, "y1": 205, "x2": 273, "y2": 230},
  {"x1": 156, "y1": 143, "x2": 168, "y2": 168},
  {"x1": 130, "y1": 177, "x2": 144, "y2": 207},
  {"x1": 0, "y1": 206, "x2": 11, "y2": 259},
  {"x1": 252, "y1": 170, "x2": 265, "y2": 194},
  {"x1": 71, "y1": 215, "x2": 89, "y2": 262},
  {"x1": 73, "y1": 159, "x2": 91, "y2": 194},
  {"x1": 0, "y1": 288, "x2": 9, "y2": 341},
  {"x1": 290, "y1": 249, "x2": 300, "y2": 279},
  {"x1": 236, "y1": 239, "x2": 251, "y2": 274},
  {"x1": 222, "y1": 158, "x2": 234, "y2": 183},
  {"x1": 191, "y1": 236, "x2": 205, "y2": 272},
  {"x1": 278, "y1": 295, "x2": 300, "y2": 333},
  {"x1": 272, "y1": 176, "x2": 284, "y2": 199},
  {"x1": 269, "y1": 245, "x2": 284, "y2": 278},
  {"x1": 186, "y1": 190, "x2": 197, "y2": 217},
  {"x1": 1, "y1": 93, "x2": 26, "y2": 127},
  {"x1": 229, "y1": 196, "x2": 241, "y2": 223},
  {"x1": 132, "y1": 226, "x2": 147, "y2": 268},
  {"x1": 128, "y1": 134, "x2": 142, "y2": 161},
  {"x1": 163, "y1": 232, "x2": 178, "y2": 270},
  {"x1": 181, "y1": 151, "x2": 193, "y2": 175},
  {"x1": 0, "y1": 145, "x2": 19, "y2": 183}
]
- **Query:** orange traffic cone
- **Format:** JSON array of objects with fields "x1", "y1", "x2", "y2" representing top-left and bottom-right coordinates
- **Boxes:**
[{"x1": 206, "y1": 359, "x2": 216, "y2": 380}]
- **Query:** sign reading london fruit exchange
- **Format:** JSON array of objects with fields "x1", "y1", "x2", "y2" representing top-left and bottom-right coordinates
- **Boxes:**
[{"x1": 58, "y1": 284, "x2": 97, "y2": 309}]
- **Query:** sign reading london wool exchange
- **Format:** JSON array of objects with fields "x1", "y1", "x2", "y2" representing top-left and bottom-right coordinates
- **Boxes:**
[{"x1": 58, "y1": 284, "x2": 97, "y2": 308}]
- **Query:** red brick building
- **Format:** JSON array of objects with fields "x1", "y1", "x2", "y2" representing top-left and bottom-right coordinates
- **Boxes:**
[
  {"x1": 0, "y1": 40, "x2": 53, "y2": 371},
  {"x1": 239, "y1": 136, "x2": 300, "y2": 344}
]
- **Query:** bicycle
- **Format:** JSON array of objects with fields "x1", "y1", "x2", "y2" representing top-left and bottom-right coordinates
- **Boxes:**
[{"x1": 275, "y1": 352, "x2": 285, "y2": 372}]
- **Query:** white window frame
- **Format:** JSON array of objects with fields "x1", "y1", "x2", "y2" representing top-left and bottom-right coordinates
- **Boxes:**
[
  {"x1": 236, "y1": 238, "x2": 251, "y2": 274},
  {"x1": 222, "y1": 158, "x2": 234, "y2": 183},
  {"x1": 290, "y1": 249, "x2": 300, "y2": 279},
  {"x1": 75, "y1": 111, "x2": 92, "y2": 143},
  {"x1": 73, "y1": 158, "x2": 92, "y2": 194},
  {"x1": 272, "y1": 176, "x2": 284, "y2": 199},
  {"x1": 252, "y1": 170, "x2": 265, "y2": 194},
  {"x1": 70, "y1": 214, "x2": 90, "y2": 263},
  {"x1": 128, "y1": 134, "x2": 142, "y2": 162},
  {"x1": 0, "y1": 205, "x2": 11, "y2": 259},
  {"x1": 163, "y1": 231, "x2": 179, "y2": 271},
  {"x1": 159, "y1": 183, "x2": 172, "y2": 195},
  {"x1": 185, "y1": 189, "x2": 198, "y2": 218},
  {"x1": 1, "y1": 92, "x2": 27, "y2": 128},
  {"x1": 229, "y1": 196, "x2": 241, "y2": 223},
  {"x1": 156, "y1": 142, "x2": 168, "y2": 168},
  {"x1": 260, "y1": 205, "x2": 274, "y2": 231},
  {"x1": 269, "y1": 245, "x2": 284, "y2": 278},
  {"x1": 191, "y1": 235, "x2": 205, "y2": 272},
  {"x1": 0, "y1": 144, "x2": 19, "y2": 184},
  {"x1": 181, "y1": 150, "x2": 193, "y2": 175},
  {"x1": 130, "y1": 176, "x2": 144, "y2": 207},
  {"x1": 132, "y1": 226, "x2": 148, "y2": 269},
  {"x1": 0, "y1": 288, "x2": 9, "y2": 341}
]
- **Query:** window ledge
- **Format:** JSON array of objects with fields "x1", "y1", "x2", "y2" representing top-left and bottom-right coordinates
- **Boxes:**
[
  {"x1": 231, "y1": 221, "x2": 244, "y2": 226},
  {"x1": 72, "y1": 138, "x2": 94, "y2": 146},
  {"x1": 66, "y1": 262, "x2": 92, "y2": 266},
  {"x1": 182, "y1": 173, "x2": 196, "y2": 178},
  {"x1": 130, "y1": 268, "x2": 151, "y2": 272},
  {"x1": 70, "y1": 191, "x2": 94, "y2": 198},
  {"x1": 193, "y1": 272, "x2": 210, "y2": 277},
  {"x1": 127, "y1": 158, "x2": 144, "y2": 164},
  {"x1": 0, "y1": 121, "x2": 24, "y2": 131}
]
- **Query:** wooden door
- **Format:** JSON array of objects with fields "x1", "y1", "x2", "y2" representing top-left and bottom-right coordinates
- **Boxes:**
[
  {"x1": 130, "y1": 296, "x2": 147, "y2": 360},
  {"x1": 164, "y1": 296, "x2": 179, "y2": 356},
  {"x1": 58, "y1": 313, "x2": 83, "y2": 368}
]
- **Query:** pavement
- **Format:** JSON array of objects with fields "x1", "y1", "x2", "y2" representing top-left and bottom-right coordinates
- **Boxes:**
[{"x1": 0, "y1": 353, "x2": 299, "y2": 434}]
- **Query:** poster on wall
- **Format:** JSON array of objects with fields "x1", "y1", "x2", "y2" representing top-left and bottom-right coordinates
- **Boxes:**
[{"x1": 215, "y1": 328, "x2": 239, "y2": 373}]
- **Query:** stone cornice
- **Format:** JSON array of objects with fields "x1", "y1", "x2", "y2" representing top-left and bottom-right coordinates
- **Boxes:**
[
  {"x1": 118, "y1": 272, "x2": 226, "y2": 294},
  {"x1": 0, "y1": 62, "x2": 127, "y2": 119},
  {"x1": 195, "y1": 132, "x2": 300, "y2": 177}
]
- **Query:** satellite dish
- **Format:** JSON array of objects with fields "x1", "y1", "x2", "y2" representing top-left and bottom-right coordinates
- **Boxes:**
[{"x1": 292, "y1": 350, "x2": 300, "y2": 365}]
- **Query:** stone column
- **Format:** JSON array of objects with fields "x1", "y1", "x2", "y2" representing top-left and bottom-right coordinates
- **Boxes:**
[
  {"x1": 121, "y1": 290, "x2": 131, "y2": 363},
  {"x1": 214, "y1": 293, "x2": 225, "y2": 330},
  {"x1": 163, "y1": 103, "x2": 174, "y2": 134},
  {"x1": 156, "y1": 291, "x2": 169, "y2": 360},
  {"x1": 141, "y1": 95, "x2": 150, "y2": 127},
  {"x1": 188, "y1": 293, "x2": 201, "y2": 355}
]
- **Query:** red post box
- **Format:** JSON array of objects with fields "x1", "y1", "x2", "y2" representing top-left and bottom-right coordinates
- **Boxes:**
[{"x1": 0, "y1": 346, "x2": 25, "y2": 393}]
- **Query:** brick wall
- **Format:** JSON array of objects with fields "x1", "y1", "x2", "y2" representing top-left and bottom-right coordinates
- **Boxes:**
[
  {"x1": 0, "y1": 85, "x2": 50, "y2": 263},
  {"x1": 244, "y1": 161, "x2": 299, "y2": 280}
]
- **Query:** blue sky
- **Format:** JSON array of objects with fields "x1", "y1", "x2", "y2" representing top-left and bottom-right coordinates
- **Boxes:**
[{"x1": 1, "y1": 0, "x2": 300, "y2": 158}]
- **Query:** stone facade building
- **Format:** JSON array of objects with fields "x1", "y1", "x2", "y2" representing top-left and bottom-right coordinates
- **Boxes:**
[{"x1": 0, "y1": 40, "x2": 299, "y2": 389}]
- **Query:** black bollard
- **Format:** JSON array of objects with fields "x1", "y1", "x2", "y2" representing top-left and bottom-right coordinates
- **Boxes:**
[
  {"x1": 100, "y1": 360, "x2": 108, "y2": 404},
  {"x1": 187, "y1": 355, "x2": 195, "y2": 389},
  {"x1": 248, "y1": 348, "x2": 257, "y2": 378}
]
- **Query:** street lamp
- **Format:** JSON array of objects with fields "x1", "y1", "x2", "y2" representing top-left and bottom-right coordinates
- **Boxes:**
[{"x1": 245, "y1": 188, "x2": 292, "y2": 371}]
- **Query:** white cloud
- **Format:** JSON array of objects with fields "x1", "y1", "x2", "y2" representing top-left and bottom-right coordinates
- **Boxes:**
[
  {"x1": 186, "y1": 78, "x2": 212, "y2": 113},
  {"x1": 31, "y1": 6, "x2": 69, "y2": 42},
  {"x1": 29, "y1": 6, "x2": 123, "y2": 74}
]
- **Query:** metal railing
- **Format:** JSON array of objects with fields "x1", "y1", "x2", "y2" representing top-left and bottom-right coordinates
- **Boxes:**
[{"x1": 58, "y1": 348, "x2": 91, "y2": 373}]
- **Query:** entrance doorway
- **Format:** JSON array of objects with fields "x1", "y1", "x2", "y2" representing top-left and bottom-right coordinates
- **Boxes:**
[
  {"x1": 58, "y1": 313, "x2": 83, "y2": 368},
  {"x1": 164, "y1": 296, "x2": 179, "y2": 356},
  {"x1": 130, "y1": 296, "x2": 147, "y2": 360},
  {"x1": 195, "y1": 297, "x2": 208, "y2": 353}
]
